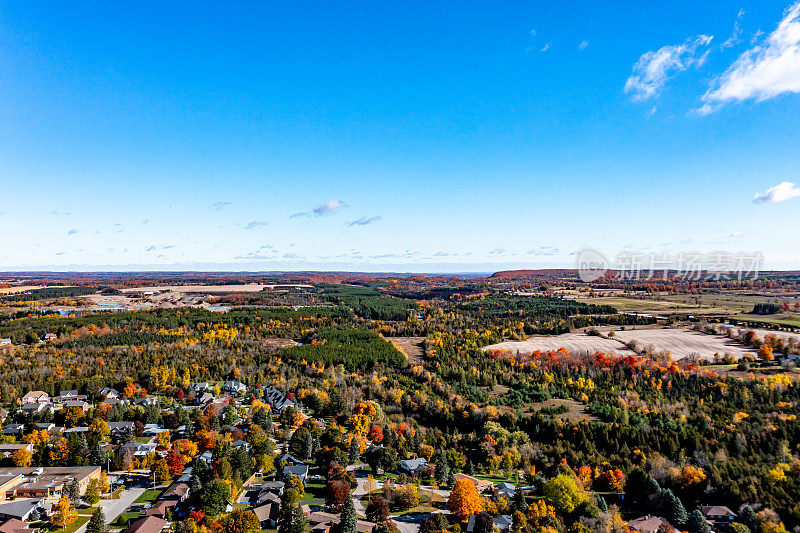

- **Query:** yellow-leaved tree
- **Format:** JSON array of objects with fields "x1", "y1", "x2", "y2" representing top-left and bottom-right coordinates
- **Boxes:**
[
  {"x1": 51, "y1": 495, "x2": 78, "y2": 528},
  {"x1": 448, "y1": 478, "x2": 484, "y2": 522}
]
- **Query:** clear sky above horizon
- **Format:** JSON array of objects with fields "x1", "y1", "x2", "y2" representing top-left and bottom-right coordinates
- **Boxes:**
[{"x1": 2, "y1": 1, "x2": 800, "y2": 272}]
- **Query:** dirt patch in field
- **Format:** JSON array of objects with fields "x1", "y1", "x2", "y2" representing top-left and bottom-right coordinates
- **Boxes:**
[
  {"x1": 609, "y1": 327, "x2": 754, "y2": 361},
  {"x1": 529, "y1": 398, "x2": 598, "y2": 422},
  {"x1": 483, "y1": 332, "x2": 634, "y2": 356},
  {"x1": 387, "y1": 337, "x2": 426, "y2": 364}
]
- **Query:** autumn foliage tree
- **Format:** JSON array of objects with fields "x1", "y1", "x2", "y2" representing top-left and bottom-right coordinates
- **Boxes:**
[
  {"x1": 51, "y1": 496, "x2": 78, "y2": 528},
  {"x1": 448, "y1": 478, "x2": 483, "y2": 522}
]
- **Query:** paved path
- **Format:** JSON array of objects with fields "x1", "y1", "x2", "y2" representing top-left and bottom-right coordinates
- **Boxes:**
[
  {"x1": 74, "y1": 488, "x2": 146, "y2": 533},
  {"x1": 350, "y1": 473, "x2": 448, "y2": 533}
]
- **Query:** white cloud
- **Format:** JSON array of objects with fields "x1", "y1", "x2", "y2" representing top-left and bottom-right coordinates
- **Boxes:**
[
  {"x1": 579, "y1": 40, "x2": 589, "y2": 50},
  {"x1": 541, "y1": 42, "x2": 551, "y2": 53},
  {"x1": 698, "y1": 2, "x2": 800, "y2": 114},
  {"x1": 347, "y1": 215, "x2": 381, "y2": 226},
  {"x1": 290, "y1": 199, "x2": 347, "y2": 218},
  {"x1": 625, "y1": 35, "x2": 713, "y2": 100},
  {"x1": 753, "y1": 181, "x2": 800, "y2": 203},
  {"x1": 313, "y1": 199, "x2": 346, "y2": 215}
]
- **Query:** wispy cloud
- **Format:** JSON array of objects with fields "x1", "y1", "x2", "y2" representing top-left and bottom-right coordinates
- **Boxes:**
[
  {"x1": 721, "y1": 9, "x2": 745, "y2": 49},
  {"x1": 245, "y1": 221, "x2": 269, "y2": 230},
  {"x1": 0, "y1": 211, "x2": 6, "y2": 216},
  {"x1": 291, "y1": 199, "x2": 347, "y2": 219},
  {"x1": 67, "y1": 229, "x2": 80, "y2": 235},
  {"x1": 527, "y1": 246, "x2": 560, "y2": 256},
  {"x1": 541, "y1": 42, "x2": 551, "y2": 53},
  {"x1": 753, "y1": 181, "x2": 800, "y2": 203},
  {"x1": 51, "y1": 210, "x2": 70, "y2": 216},
  {"x1": 625, "y1": 35, "x2": 713, "y2": 100},
  {"x1": 698, "y1": 2, "x2": 800, "y2": 114},
  {"x1": 208, "y1": 201, "x2": 232, "y2": 212},
  {"x1": 579, "y1": 40, "x2": 589, "y2": 50},
  {"x1": 347, "y1": 215, "x2": 381, "y2": 226}
]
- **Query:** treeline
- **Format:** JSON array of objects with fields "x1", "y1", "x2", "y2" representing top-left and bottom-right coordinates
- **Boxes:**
[
  {"x1": 281, "y1": 326, "x2": 407, "y2": 369},
  {"x1": 318, "y1": 284, "x2": 417, "y2": 321},
  {"x1": 458, "y1": 295, "x2": 618, "y2": 318}
]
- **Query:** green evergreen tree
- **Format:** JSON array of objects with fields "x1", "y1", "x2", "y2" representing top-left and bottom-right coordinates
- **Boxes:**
[
  {"x1": 87, "y1": 508, "x2": 107, "y2": 533},
  {"x1": 339, "y1": 496, "x2": 357, "y2": 533},
  {"x1": 741, "y1": 505, "x2": 759, "y2": 533},
  {"x1": 688, "y1": 510, "x2": 711, "y2": 533},
  {"x1": 661, "y1": 489, "x2": 687, "y2": 528}
]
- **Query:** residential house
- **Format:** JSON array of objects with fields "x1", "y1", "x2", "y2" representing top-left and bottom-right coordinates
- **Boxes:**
[
  {"x1": 0, "y1": 445, "x2": 31, "y2": 460},
  {"x1": 222, "y1": 381, "x2": 247, "y2": 395},
  {"x1": 0, "y1": 426, "x2": 23, "y2": 437},
  {"x1": 196, "y1": 451, "x2": 214, "y2": 465},
  {"x1": 467, "y1": 514, "x2": 512, "y2": 533},
  {"x1": 126, "y1": 516, "x2": 169, "y2": 533},
  {"x1": 59, "y1": 391, "x2": 87, "y2": 402},
  {"x1": 306, "y1": 511, "x2": 376, "y2": 533},
  {"x1": 278, "y1": 453, "x2": 305, "y2": 466},
  {"x1": 398, "y1": 457, "x2": 428, "y2": 476},
  {"x1": 20, "y1": 392, "x2": 49, "y2": 405},
  {"x1": 283, "y1": 464, "x2": 309, "y2": 484},
  {"x1": 0, "y1": 518, "x2": 35, "y2": 533},
  {"x1": 628, "y1": 516, "x2": 671, "y2": 533},
  {"x1": 99, "y1": 388, "x2": 119, "y2": 400},
  {"x1": 62, "y1": 401, "x2": 90, "y2": 412},
  {"x1": 253, "y1": 503, "x2": 280, "y2": 529},
  {"x1": 120, "y1": 442, "x2": 157, "y2": 458},
  {"x1": 453, "y1": 473, "x2": 493, "y2": 493},
  {"x1": 494, "y1": 482, "x2": 516, "y2": 500},
  {"x1": 0, "y1": 340, "x2": 11, "y2": 348},
  {"x1": 698, "y1": 506, "x2": 737, "y2": 530}
]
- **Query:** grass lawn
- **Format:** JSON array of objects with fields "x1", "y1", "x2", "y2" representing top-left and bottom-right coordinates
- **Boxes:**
[
  {"x1": 136, "y1": 436, "x2": 153, "y2": 444},
  {"x1": 300, "y1": 483, "x2": 326, "y2": 502},
  {"x1": 134, "y1": 489, "x2": 162, "y2": 503},
  {"x1": 393, "y1": 505, "x2": 438, "y2": 516},
  {"x1": 110, "y1": 512, "x2": 141, "y2": 528},
  {"x1": 78, "y1": 506, "x2": 98, "y2": 515},
  {"x1": 46, "y1": 515, "x2": 91, "y2": 533}
]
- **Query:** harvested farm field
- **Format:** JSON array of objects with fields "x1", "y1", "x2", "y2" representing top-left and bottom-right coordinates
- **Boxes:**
[
  {"x1": 610, "y1": 327, "x2": 754, "y2": 361},
  {"x1": 483, "y1": 332, "x2": 635, "y2": 356}
]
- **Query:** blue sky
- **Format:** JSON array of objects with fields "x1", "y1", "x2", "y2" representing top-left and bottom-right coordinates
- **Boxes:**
[{"x1": 2, "y1": 1, "x2": 800, "y2": 272}]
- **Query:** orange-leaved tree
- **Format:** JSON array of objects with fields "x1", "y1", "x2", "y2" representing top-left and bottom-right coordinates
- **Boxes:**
[{"x1": 448, "y1": 478, "x2": 483, "y2": 522}]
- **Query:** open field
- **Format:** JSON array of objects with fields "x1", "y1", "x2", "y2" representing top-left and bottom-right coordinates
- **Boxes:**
[
  {"x1": 387, "y1": 336, "x2": 425, "y2": 364},
  {"x1": 609, "y1": 326, "x2": 754, "y2": 360},
  {"x1": 483, "y1": 332, "x2": 635, "y2": 355},
  {"x1": 485, "y1": 326, "x2": 757, "y2": 361},
  {"x1": 530, "y1": 398, "x2": 598, "y2": 422},
  {"x1": 725, "y1": 326, "x2": 800, "y2": 343},
  {"x1": 570, "y1": 296, "x2": 708, "y2": 313},
  {"x1": 122, "y1": 283, "x2": 271, "y2": 293},
  {"x1": 0, "y1": 285, "x2": 44, "y2": 294}
]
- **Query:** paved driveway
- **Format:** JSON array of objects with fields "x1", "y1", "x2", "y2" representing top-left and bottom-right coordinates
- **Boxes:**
[{"x1": 73, "y1": 488, "x2": 146, "y2": 533}]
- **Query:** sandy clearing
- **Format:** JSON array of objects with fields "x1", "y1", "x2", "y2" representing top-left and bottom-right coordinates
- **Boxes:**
[
  {"x1": 610, "y1": 327, "x2": 754, "y2": 360},
  {"x1": 0, "y1": 285, "x2": 44, "y2": 294},
  {"x1": 483, "y1": 332, "x2": 635, "y2": 356},
  {"x1": 121, "y1": 284, "x2": 270, "y2": 293}
]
